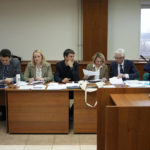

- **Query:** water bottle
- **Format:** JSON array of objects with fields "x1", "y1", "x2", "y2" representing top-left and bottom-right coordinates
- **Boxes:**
[{"x1": 16, "y1": 74, "x2": 21, "y2": 86}]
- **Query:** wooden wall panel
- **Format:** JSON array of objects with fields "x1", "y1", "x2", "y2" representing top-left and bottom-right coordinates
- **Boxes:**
[{"x1": 83, "y1": 0, "x2": 108, "y2": 60}]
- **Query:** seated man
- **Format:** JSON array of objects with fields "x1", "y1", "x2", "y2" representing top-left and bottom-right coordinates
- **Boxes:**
[
  {"x1": 54, "y1": 49, "x2": 80, "y2": 83},
  {"x1": 54, "y1": 49, "x2": 80, "y2": 119},
  {"x1": 144, "y1": 60, "x2": 150, "y2": 80},
  {"x1": 0, "y1": 49, "x2": 21, "y2": 84},
  {"x1": 110, "y1": 48, "x2": 139, "y2": 80},
  {"x1": 0, "y1": 49, "x2": 21, "y2": 120}
]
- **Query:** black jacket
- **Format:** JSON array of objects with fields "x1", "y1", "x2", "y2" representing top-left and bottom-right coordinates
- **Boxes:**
[{"x1": 54, "y1": 60, "x2": 80, "y2": 82}]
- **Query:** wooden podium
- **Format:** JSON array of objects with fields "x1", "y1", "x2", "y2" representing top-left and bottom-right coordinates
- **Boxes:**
[{"x1": 97, "y1": 88, "x2": 150, "y2": 150}]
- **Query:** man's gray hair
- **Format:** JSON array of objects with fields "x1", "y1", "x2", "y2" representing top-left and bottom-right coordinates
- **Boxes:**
[{"x1": 114, "y1": 48, "x2": 125, "y2": 57}]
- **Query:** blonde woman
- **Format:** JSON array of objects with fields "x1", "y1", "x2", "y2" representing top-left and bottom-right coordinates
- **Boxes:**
[
  {"x1": 24, "y1": 50, "x2": 53, "y2": 82},
  {"x1": 84, "y1": 52, "x2": 108, "y2": 80}
]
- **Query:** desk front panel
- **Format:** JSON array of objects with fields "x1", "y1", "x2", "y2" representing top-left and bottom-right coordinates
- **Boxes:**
[
  {"x1": 7, "y1": 90, "x2": 69, "y2": 133},
  {"x1": 74, "y1": 90, "x2": 97, "y2": 133}
]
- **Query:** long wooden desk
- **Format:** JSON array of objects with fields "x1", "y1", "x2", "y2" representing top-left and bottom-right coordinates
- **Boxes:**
[
  {"x1": 1, "y1": 85, "x2": 98, "y2": 133},
  {"x1": 6, "y1": 89, "x2": 69, "y2": 133},
  {"x1": 97, "y1": 88, "x2": 150, "y2": 150},
  {"x1": 3, "y1": 84, "x2": 150, "y2": 135}
]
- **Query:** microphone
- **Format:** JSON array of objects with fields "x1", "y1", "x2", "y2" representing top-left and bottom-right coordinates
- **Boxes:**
[{"x1": 140, "y1": 55, "x2": 149, "y2": 62}]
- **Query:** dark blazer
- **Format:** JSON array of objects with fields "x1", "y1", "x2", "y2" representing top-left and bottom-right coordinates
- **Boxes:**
[
  {"x1": 0, "y1": 58, "x2": 21, "y2": 81},
  {"x1": 54, "y1": 60, "x2": 80, "y2": 82},
  {"x1": 144, "y1": 60, "x2": 150, "y2": 80},
  {"x1": 110, "y1": 59, "x2": 139, "y2": 80},
  {"x1": 144, "y1": 60, "x2": 150, "y2": 72}
]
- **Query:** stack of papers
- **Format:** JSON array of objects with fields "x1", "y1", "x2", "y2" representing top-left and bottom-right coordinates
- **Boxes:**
[
  {"x1": 66, "y1": 82, "x2": 80, "y2": 89},
  {"x1": 103, "y1": 85, "x2": 115, "y2": 88},
  {"x1": 47, "y1": 83, "x2": 67, "y2": 90},
  {"x1": 124, "y1": 80, "x2": 150, "y2": 87},
  {"x1": 109, "y1": 77, "x2": 124, "y2": 85},
  {"x1": 30, "y1": 80, "x2": 45, "y2": 85},
  {"x1": 19, "y1": 85, "x2": 33, "y2": 90},
  {"x1": 32, "y1": 85, "x2": 46, "y2": 90},
  {"x1": 16, "y1": 81, "x2": 28, "y2": 86},
  {"x1": 0, "y1": 80, "x2": 6, "y2": 88},
  {"x1": 19, "y1": 85, "x2": 46, "y2": 90},
  {"x1": 0, "y1": 80, "x2": 4, "y2": 84}
]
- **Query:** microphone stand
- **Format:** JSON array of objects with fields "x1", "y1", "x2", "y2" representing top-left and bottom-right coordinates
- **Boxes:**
[{"x1": 140, "y1": 55, "x2": 149, "y2": 63}]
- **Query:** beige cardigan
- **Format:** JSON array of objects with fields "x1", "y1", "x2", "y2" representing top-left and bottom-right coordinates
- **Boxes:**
[
  {"x1": 24, "y1": 62, "x2": 53, "y2": 82},
  {"x1": 86, "y1": 63, "x2": 109, "y2": 80}
]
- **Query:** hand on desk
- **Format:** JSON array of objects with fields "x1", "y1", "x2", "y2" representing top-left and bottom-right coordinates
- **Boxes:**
[
  {"x1": 83, "y1": 75, "x2": 89, "y2": 80},
  {"x1": 117, "y1": 74, "x2": 125, "y2": 79},
  {"x1": 62, "y1": 78, "x2": 71, "y2": 83},
  {"x1": 36, "y1": 77, "x2": 44, "y2": 81},
  {"x1": 29, "y1": 78, "x2": 34, "y2": 83},
  {"x1": 4, "y1": 78, "x2": 13, "y2": 84}
]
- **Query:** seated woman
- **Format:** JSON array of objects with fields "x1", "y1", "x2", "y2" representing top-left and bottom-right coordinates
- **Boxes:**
[
  {"x1": 84, "y1": 52, "x2": 108, "y2": 81},
  {"x1": 24, "y1": 49, "x2": 53, "y2": 82}
]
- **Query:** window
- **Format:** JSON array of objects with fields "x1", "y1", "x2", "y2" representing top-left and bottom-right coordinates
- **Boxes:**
[{"x1": 140, "y1": 3, "x2": 150, "y2": 58}]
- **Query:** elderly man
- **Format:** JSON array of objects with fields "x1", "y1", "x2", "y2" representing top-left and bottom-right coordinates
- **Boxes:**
[{"x1": 110, "y1": 48, "x2": 139, "y2": 80}]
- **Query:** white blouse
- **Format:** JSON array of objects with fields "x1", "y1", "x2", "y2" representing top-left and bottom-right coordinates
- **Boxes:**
[
  {"x1": 36, "y1": 65, "x2": 42, "y2": 78},
  {"x1": 93, "y1": 64, "x2": 102, "y2": 80}
]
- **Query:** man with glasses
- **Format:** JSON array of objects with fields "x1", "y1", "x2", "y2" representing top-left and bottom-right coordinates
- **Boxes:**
[{"x1": 110, "y1": 48, "x2": 139, "y2": 80}]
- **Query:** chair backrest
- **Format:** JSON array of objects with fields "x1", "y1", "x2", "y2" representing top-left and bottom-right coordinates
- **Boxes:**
[
  {"x1": 11, "y1": 55, "x2": 21, "y2": 62},
  {"x1": 142, "y1": 73, "x2": 149, "y2": 81}
]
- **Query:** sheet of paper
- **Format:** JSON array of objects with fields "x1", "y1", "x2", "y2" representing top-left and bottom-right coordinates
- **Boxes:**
[
  {"x1": 19, "y1": 85, "x2": 33, "y2": 90},
  {"x1": 30, "y1": 80, "x2": 45, "y2": 85},
  {"x1": 48, "y1": 82, "x2": 59, "y2": 86},
  {"x1": 124, "y1": 80, "x2": 150, "y2": 87},
  {"x1": 15, "y1": 81, "x2": 28, "y2": 86},
  {"x1": 103, "y1": 85, "x2": 115, "y2": 88},
  {"x1": 31, "y1": 85, "x2": 46, "y2": 90},
  {"x1": 66, "y1": 82, "x2": 80, "y2": 87},
  {"x1": 83, "y1": 69, "x2": 99, "y2": 77},
  {"x1": 47, "y1": 84, "x2": 67, "y2": 90},
  {"x1": 19, "y1": 84, "x2": 46, "y2": 90},
  {"x1": 0, "y1": 80, "x2": 4, "y2": 84},
  {"x1": 109, "y1": 77, "x2": 124, "y2": 85}
]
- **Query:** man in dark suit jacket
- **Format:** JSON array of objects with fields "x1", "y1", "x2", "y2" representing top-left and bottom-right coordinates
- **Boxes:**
[
  {"x1": 54, "y1": 49, "x2": 80, "y2": 83},
  {"x1": 144, "y1": 60, "x2": 150, "y2": 80},
  {"x1": 0, "y1": 49, "x2": 21, "y2": 84},
  {"x1": 54, "y1": 49, "x2": 80, "y2": 120},
  {"x1": 110, "y1": 49, "x2": 139, "y2": 80},
  {"x1": 0, "y1": 49, "x2": 21, "y2": 120}
]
